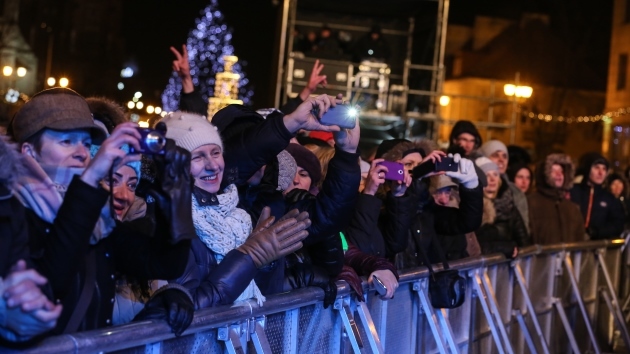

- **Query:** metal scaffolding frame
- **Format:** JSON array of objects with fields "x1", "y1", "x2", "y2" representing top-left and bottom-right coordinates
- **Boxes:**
[{"x1": 273, "y1": 0, "x2": 455, "y2": 141}]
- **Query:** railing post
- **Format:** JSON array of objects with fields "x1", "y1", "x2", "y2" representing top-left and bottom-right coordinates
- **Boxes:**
[
  {"x1": 552, "y1": 297, "x2": 582, "y2": 354},
  {"x1": 251, "y1": 316, "x2": 272, "y2": 354},
  {"x1": 595, "y1": 249, "x2": 630, "y2": 349},
  {"x1": 356, "y1": 301, "x2": 385, "y2": 354},
  {"x1": 512, "y1": 259, "x2": 551, "y2": 354},
  {"x1": 412, "y1": 279, "x2": 452, "y2": 354},
  {"x1": 563, "y1": 252, "x2": 602, "y2": 354},
  {"x1": 470, "y1": 269, "x2": 506, "y2": 354},
  {"x1": 480, "y1": 269, "x2": 515, "y2": 354},
  {"x1": 335, "y1": 297, "x2": 364, "y2": 353}
]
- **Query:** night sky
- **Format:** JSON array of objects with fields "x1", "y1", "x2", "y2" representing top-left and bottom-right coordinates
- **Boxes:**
[{"x1": 120, "y1": 0, "x2": 613, "y2": 108}]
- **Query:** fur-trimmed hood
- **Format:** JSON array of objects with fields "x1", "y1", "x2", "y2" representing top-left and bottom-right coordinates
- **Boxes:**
[
  {"x1": 538, "y1": 153, "x2": 575, "y2": 191},
  {"x1": 0, "y1": 135, "x2": 24, "y2": 188},
  {"x1": 381, "y1": 139, "x2": 437, "y2": 162},
  {"x1": 481, "y1": 196, "x2": 496, "y2": 226},
  {"x1": 86, "y1": 97, "x2": 128, "y2": 133}
]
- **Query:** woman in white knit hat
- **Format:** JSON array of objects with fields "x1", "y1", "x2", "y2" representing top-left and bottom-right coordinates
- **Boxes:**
[{"x1": 160, "y1": 111, "x2": 310, "y2": 309}]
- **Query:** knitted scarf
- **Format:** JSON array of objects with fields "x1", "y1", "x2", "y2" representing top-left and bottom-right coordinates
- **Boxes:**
[
  {"x1": 192, "y1": 184, "x2": 266, "y2": 306},
  {"x1": 13, "y1": 155, "x2": 116, "y2": 245}
]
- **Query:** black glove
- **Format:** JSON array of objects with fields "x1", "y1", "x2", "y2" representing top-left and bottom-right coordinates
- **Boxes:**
[
  {"x1": 134, "y1": 286, "x2": 194, "y2": 337},
  {"x1": 148, "y1": 135, "x2": 196, "y2": 244},
  {"x1": 284, "y1": 263, "x2": 337, "y2": 308},
  {"x1": 238, "y1": 207, "x2": 311, "y2": 268}
]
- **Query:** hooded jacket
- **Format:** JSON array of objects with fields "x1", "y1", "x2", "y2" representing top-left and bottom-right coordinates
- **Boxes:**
[
  {"x1": 570, "y1": 155, "x2": 625, "y2": 240},
  {"x1": 528, "y1": 154, "x2": 586, "y2": 244}
]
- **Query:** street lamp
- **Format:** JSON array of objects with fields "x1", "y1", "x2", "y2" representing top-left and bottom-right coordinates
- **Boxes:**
[
  {"x1": 47, "y1": 76, "x2": 69, "y2": 87},
  {"x1": 503, "y1": 84, "x2": 533, "y2": 98},
  {"x1": 127, "y1": 101, "x2": 135, "y2": 109},
  {"x1": 16, "y1": 67, "x2": 27, "y2": 77},
  {"x1": 2, "y1": 66, "x2": 12, "y2": 76},
  {"x1": 439, "y1": 95, "x2": 450, "y2": 107}
]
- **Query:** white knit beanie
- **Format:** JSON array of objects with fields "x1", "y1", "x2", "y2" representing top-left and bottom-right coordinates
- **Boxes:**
[
  {"x1": 475, "y1": 156, "x2": 499, "y2": 175},
  {"x1": 479, "y1": 140, "x2": 508, "y2": 159},
  {"x1": 159, "y1": 111, "x2": 223, "y2": 153}
]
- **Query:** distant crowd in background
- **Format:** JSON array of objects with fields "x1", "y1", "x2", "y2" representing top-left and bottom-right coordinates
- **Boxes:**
[
  {"x1": 293, "y1": 24, "x2": 391, "y2": 62},
  {"x1": 1, "y1": 50, "x2": 627, "y2": 350}
]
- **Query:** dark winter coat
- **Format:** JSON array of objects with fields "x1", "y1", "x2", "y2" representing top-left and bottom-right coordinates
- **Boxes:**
[
  {"x1": 528, "y1": 154, "x2": 586, "y2": 245},
  {"x1": 171, "y1": 237, "x2": 259, "y2": 310},
  {"x1": 0, "y1": 186, "x2": 29, "y2": 278},
  {"x1": 179, "y1": 88, "x2": 304, "y2": 117},
  {"x1": 570, "y1": 180, "x2": 625, "y2": 240},
  {"x1": 396, "y1": 179, "x2": 484, "y2": 268},
  {"x1": 26, "y1": 176, "x2": 190, "y2": 334},
  {"x1": 344, "y1": 192, "x2": 415, "y2": 258}
]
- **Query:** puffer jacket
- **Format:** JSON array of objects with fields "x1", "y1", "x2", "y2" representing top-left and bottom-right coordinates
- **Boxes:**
[{"x1": 528, "y1": 154, "x2": 586, "y2": 244}]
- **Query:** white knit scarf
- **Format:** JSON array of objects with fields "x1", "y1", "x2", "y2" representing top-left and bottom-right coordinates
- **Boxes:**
[{"x1": 192, "y1": 184, "x2": 266, "y2": 306}]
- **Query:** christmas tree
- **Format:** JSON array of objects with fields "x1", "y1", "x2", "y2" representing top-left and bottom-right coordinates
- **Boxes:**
[{"x1": 161, "y1": 0, "x2": 253, "y2": 112}]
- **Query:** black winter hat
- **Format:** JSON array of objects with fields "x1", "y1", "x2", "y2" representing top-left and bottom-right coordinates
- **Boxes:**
[
  {"x1": 448, "y1": 120, "x2": 482, "y2": 149},
  {"x1": 210, "y1": 104, "x2": 264, "y2": 142},
  {"x1": 375, "y1": 138, "x2": 410, "y2": 159},
  {"x1": 577, "y1": 152, "x2": 609, "y2": 177},
  {"x1": 285, "y1": 143, "x2": 322, "y2": 187}
]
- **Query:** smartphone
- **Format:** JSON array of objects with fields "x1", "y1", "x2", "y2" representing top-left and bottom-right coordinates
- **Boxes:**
[
  {"x1": 411, "y1": 157, "x2": 459, "y2": 179},
  {"x1": 435, "y1": 157, "x2": 459, "y2": 172},
  {"x1": 377, "y1": 161, "x2": 405, "y2": 181},
  {"x1": 319, "y1": 105, "x2": 357, "y2": 129},
  {"x1": 372, "y1": 275, "x2": 387, "y2": 296}
]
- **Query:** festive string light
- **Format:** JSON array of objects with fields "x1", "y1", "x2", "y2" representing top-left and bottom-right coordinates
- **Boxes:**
[
  {"x1": 162, "y1": 0, "x2": 253, "y2": 111},
  {"x1": 521, "y1": 109, "x2": 619, "y2": 124}
]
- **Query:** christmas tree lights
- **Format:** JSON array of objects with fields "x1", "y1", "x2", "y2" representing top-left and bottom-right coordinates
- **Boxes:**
[{"x1": 162, "y1": 0, "x2": 253, "y2": 112}]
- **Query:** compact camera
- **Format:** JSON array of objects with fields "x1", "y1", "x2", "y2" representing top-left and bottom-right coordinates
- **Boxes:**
[{"x1": 129, "y1": 128, "x2": 167, "y2": 155}]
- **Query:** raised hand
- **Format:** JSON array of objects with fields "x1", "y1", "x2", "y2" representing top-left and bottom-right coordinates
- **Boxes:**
[
  {"x1": 363, "y1": 159, "x2": 387, "y2": 196},
  {"x1": 444, "y1": 153, "x2": 479, "y2": 189},
  {"x1": 170, "y1": 45, "x2": 194, "y2": 93},
  {"x1": 299, "y1": 60, "x2": 328, "y2": 100},
  {"x1": 283, "y1": 94, "x2": 342, "y2": 134},
  {"x1": 81, "y1": 122, "x2": 141, "y2": 187}
]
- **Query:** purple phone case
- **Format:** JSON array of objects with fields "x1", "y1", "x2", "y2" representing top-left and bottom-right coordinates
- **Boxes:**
[{"x1": 377, "y1": 161, "x2": 405, "y2": 181}]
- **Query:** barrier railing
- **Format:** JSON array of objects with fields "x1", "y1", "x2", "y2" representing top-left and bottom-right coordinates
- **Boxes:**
[{"x1": 8, "y1": 239, "x2": 630, "y2": 354}]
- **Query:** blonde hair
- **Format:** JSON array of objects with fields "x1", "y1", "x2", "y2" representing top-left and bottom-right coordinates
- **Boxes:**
[{"x1": 306, "y1": 144, "x2": 335, "y2": 189}]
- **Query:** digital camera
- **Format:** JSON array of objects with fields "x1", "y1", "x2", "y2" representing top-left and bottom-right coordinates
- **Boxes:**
[{"x1": 129, "y1": 128, "x2": 167, "y2": 155}]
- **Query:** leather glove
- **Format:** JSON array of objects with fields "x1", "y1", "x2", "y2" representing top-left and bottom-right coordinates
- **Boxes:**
[
  {"x1": 148, "y1": 132, "x2": 196, "y2": 244},
  {"x1": 335, "y1": 265, "x2": 364, "y2": 300},
  {"x1": 445, "y1": 154, "x2": 479, "y2": 189},
  {"x1": 238, "y1": 207, "x2": 311, "y2": 268},
  {"x1": 284, "y1": 263, "x2": 337, "y2": 308},
  {"x1": 133, "y1": 286, "x2": 194, "y2": 337}
]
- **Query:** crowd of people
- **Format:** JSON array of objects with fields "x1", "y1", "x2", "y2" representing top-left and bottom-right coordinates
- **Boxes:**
[{"x1": 0, "y1": 48, "x2": 627, "y2": 349}]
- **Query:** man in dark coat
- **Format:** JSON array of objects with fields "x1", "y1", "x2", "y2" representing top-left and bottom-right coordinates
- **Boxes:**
[
  {"x1": 0, "y1": 136, "x2": 62, "y2": 344},
  {"x1": 529, "y1": 154, "x2": 585, "y2": 244},
  {"x1": 570, "y1": 153, "x2": 625, "y2": 240}
]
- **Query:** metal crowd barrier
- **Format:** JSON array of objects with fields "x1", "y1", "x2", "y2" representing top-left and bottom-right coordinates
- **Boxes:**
[{"x1": 9, "y1": 238, "x2": 630, "y2": 354}]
